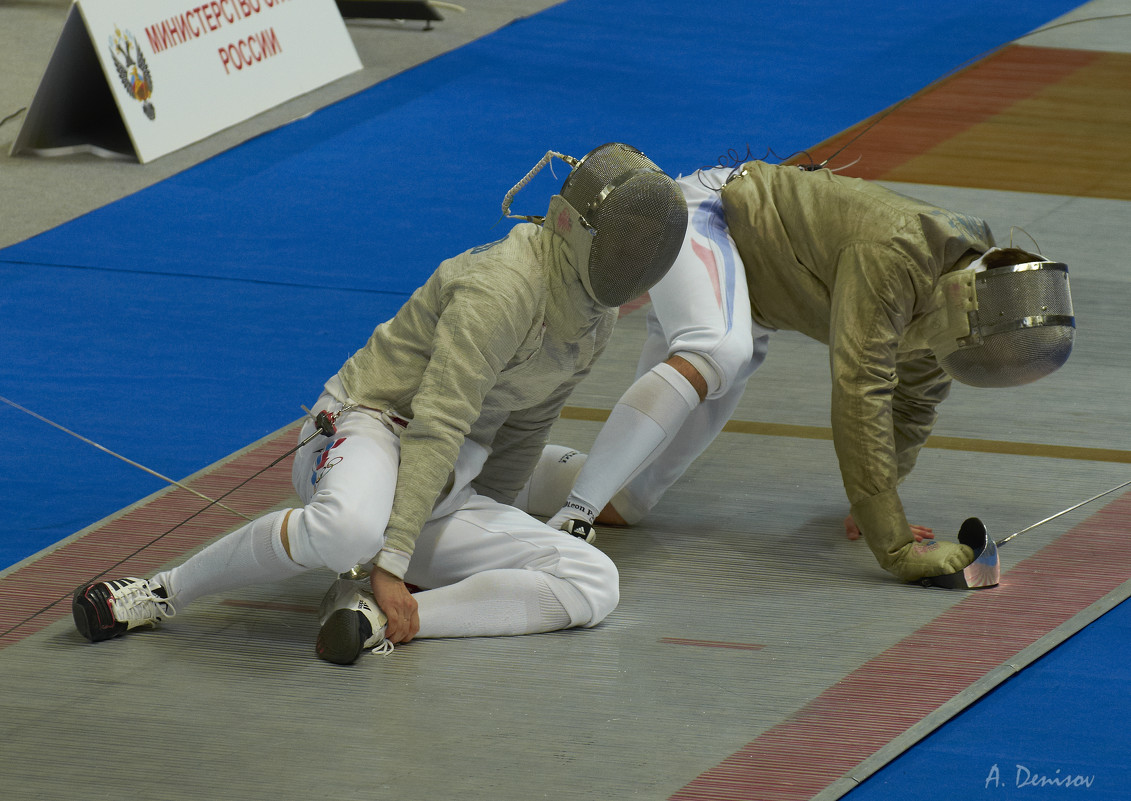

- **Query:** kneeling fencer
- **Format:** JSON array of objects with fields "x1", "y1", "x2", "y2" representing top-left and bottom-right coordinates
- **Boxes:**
[
  {"x1": 72, "y1": 143, "x2": 689, "y2": 664},
  {"x1": 521, "y1": 159, "x2": 1074, "y2": 584}
]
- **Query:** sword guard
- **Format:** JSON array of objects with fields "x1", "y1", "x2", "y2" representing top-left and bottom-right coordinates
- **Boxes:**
[
  {"x1": 314, "y1": 410, "x2": 338, "y2": 438},
  {"x1": 916, "y1": 517, "x2": 1001, "y2": 590}
]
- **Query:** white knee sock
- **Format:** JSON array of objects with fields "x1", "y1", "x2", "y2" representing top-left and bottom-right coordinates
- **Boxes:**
[
  {"x1": 153, "y1": 509, "x2": 307, "y2": 610},
  {"x1": 513, "y1": 445, "x2": 588, "y2": 516},
  {"x1": 565, "y1": 362, "x2": 699, "y2": 521},
  {"x1": 414, "y1": 570, "x2": 581, "y2": 638}
]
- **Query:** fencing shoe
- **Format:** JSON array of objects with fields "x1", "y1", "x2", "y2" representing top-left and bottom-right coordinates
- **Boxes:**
[
  {"x1": 316, "y1": 579, "x2": 391, "y2": 665},
  {"x1": 561, "y1": 518, "x2": 596, "y2": 544},
  {"x1": 72, "y1": 578, "x2": 175, "y2": 643}
]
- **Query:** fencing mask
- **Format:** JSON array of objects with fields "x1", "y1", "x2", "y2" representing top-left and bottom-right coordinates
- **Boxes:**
[
  {"x1": 927, "y1": 248, "x2": 1075, "y2": 388},
  {"x1": 501, "y1": 143, "x2": 688, "y2": 307}
]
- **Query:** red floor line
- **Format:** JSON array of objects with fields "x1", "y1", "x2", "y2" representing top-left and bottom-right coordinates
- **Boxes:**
[
  {"x1": 221, "y1": 599, "x2": 320, "y2": 614},
  {"x1": 660, "y1": 638, "x2": 765, "y2": 650}
]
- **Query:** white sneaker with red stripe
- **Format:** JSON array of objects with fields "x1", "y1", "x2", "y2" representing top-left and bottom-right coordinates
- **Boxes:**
[{"x1": 72, "y1": 578, "x2": 175, "y2": 643}]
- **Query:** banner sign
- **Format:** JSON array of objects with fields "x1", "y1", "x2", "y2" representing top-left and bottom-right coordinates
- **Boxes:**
[{"x1": 12, "y1": 0, "x2": 361, "y2": 163}]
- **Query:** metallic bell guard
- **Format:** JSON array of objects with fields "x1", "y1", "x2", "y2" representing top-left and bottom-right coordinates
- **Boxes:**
[{"x1": 920, "y1": 518, "x2": 1000, "y2": 590}]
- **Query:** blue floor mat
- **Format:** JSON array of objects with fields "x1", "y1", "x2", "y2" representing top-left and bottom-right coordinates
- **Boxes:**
[{"x1": 846, "y1": 595, "x2": 1131, "y2": 800}]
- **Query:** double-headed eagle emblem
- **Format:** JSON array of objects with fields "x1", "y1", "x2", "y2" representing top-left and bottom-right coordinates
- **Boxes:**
[{"x1": 108, "y1": 27, "x2": 155, "y2": 121}]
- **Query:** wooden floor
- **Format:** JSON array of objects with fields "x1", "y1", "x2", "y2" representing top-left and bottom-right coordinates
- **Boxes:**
[{"x1": 803, "y1": 46, "x2": 1131, "y2": 200}]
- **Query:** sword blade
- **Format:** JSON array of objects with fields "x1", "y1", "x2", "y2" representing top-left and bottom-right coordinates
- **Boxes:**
[
  {"x1": 1, "y1": 394, "x2": 251, "y2": 521},
  {"x1": 996, "y1": 477, "x2": 1131, "y2": 547}
]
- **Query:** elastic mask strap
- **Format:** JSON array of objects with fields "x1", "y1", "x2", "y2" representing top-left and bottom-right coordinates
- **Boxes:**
[{"x1": 499, "y1": 151, "x2": 580, "y2": 223}]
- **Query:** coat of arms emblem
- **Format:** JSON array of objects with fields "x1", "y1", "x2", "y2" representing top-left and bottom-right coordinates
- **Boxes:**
[{"x1": 108, "y1": 27, "x2": 155, "y2": 120}]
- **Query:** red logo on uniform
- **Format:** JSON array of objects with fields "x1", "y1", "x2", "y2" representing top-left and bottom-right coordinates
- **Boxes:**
[{"x1": 557, "y1": 207, "x2": 573, "y2": 233}]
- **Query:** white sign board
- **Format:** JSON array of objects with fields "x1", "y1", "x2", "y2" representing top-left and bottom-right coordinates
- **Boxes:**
[{"x1": 12, "y1": 0, "x2": 362, "y2": 163}]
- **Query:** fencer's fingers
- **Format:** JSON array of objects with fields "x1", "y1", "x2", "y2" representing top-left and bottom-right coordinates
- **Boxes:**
[
  {"x1": 404, "y1": 609, "x2": 421, "y2": 643},
  {"x1": 398, "y1": 593, "x2": 419, "y2": 642},
  {"x1": 910, "y1": 524, "x2": 935, "y2": 542},
  {"x1": 385, "y1": 610, "x2": 410, "y2": 643},
  {"x1": 386, "y1": 596, "x2": 419, "y2": 644},
  {"x1": 383, "y1": 617, "x2": 399, "y2": 642}
]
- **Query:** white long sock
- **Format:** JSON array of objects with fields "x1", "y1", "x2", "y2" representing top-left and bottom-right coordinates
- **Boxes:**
[
  {"x1": 414, "y1": 570, "x2": 579, "y2": 638},
  {"x1": 153, "y1": 509, "x2": 307, "y2": 610},
  {"x1": 566, "y1": 362, "x2": 699, "y2": 521},
  {"x1": 513, "y1": 445, "x2": 588, "y2": 516}
]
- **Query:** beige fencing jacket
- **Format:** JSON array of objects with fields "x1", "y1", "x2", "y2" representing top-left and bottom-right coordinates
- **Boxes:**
[
  {"x1": 721, "y1": 161, "x2": 994, "y2": 574},
  {"x1": 335, "y1": 198, "x2": 615, "y2": 577}
]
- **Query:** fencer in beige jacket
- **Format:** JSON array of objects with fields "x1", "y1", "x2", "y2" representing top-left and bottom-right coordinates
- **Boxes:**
[{"x1": 721, "y1": 161, "x2": 995, "y2": 580}]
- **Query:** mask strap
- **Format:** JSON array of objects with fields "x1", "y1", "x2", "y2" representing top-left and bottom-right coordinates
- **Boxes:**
[{"x1": 498, "y1": 151, "x2": 580, "y2": 224}]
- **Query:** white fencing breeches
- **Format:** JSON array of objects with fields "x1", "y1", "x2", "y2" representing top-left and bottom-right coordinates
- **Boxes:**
[
  {"x1": 286, "y1": 394, "x2": 618, "y2": 628},
  {"x1": 612, "y1": 169, "x2": 774, "y2": 521}
]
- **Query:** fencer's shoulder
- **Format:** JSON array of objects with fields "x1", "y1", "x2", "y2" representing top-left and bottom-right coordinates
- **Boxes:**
[{"x1": 437, "y1": 224, "x2": 547, "y2": 303}]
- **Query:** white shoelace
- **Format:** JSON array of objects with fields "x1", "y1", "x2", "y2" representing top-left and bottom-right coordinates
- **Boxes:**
[
  {"x1": 111, "y1": 583, "x2": 177, "y2": 621},
  {"x1": 370, "y1": 641, "x2": 395, "y2": 657}
]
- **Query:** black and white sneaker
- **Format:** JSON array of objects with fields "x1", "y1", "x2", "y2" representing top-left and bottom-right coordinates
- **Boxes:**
[
  {"x1": 561, "y1": 518, "x2": 596, "y2": 544},
  {"x1": 72, "y1": 578, "x2": 175, "y2": 643},
  {"x1": 315, "y1": 579, "x2": 391, "y2": 665}
]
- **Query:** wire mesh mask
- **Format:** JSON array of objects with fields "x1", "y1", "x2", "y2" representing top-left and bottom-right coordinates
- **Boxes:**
[
  {"x1": 929, "y1": 256, "x2": 1075, "y2": 388},
  {"x1": 558, "y1": 143, "x2": 687, "y2": 307},
  {"x1": 501, "y1": 143, "x2": 688, "y2": 307}
]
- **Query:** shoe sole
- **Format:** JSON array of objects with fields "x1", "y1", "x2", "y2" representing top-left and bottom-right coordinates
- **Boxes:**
[
  {"x1": 72, "y1": 584, "x2": 126, "y2": 643},
  {"x1": 318, "y1": 578, "x2": 362, "y2": 627},
  {"x1": 316, "y1": 609, "x2": 364, "y2": 665}
]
